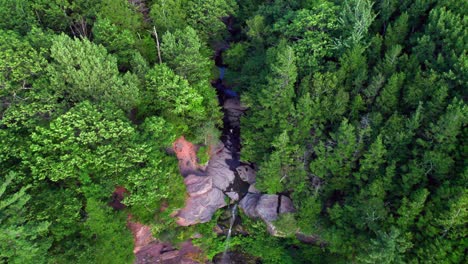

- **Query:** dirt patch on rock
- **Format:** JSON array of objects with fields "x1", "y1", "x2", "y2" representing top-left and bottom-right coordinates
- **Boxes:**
[{"x1": 173, "y1": 136, "x2": 204, "y2": 177}]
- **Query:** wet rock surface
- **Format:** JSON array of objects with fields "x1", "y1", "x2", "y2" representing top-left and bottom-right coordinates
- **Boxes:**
[{"x1": 172, "y1": 90, "x2": 255, "y2": 226}]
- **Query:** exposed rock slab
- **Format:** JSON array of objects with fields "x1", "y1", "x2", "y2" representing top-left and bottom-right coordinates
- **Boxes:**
[
  {"x1": 176, "y1": 188, "x2": 226, "y2": 226},
  {"x1": 239, "y1": 194, "x2": 295, "y2": 236},
  {"x1": 225, "y1": 191, "x2": 239, "y2": 201},
  {"x1": 236, "y1": 165, "x2": 256, "y2": 184},
  {"x1": 223, "y1": 98, "x2": 247, "y2": 127},
  {"x1": 184, "y1": 174, "x2": 212, "y2": 197},
  {"x1": 247, "y1": 184, "x2": 260, "y2": 194},
  {"x1": 206, "y1": 145, "x2": 235, "y2": 190},
  {"x1": 239, "y1": 193, "x2": 261, "y2": 218},
  {"x1": 127, "y1": 216, "x2": 203, "y2": 264}
]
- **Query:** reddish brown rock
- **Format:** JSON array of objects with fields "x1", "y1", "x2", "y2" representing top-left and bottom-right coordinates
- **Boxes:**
[
  {"x1": 172, "y1": 137, "x2": 232, "y2": 226},
  {"x1": 173, "y1": 136, "x2": 203, "y2": 177},
  {"x1": 127, "y1": 216, "x2": 204, "y2": 264},
  {"x1": 127, "y1": 216, "x2": 156, "y2": 254},
  {"x1": 109, "y1": 186, "x2": 129, "y2": 210}
]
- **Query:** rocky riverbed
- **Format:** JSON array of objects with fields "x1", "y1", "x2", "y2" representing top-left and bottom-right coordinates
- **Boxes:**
[{"x1": 172, "y1": 51, "x2": 296, "y2": 236}]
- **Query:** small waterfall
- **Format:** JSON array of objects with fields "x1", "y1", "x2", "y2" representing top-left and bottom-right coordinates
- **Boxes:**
[{"x1": 221, "y1": 203, "x2": 238, "y2": 263}]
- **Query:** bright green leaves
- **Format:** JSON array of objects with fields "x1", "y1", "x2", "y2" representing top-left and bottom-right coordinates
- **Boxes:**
[
  {"x1": 151, "y1": 0, "x2": 238, "y2": 42},
  {"x1": 246, "y1": 15, "x2": 267, "y2": 44},
  {"x1": 375, "y1": 72, "x2": 406, "y2": 115},
  {"x1": 397, "y1": 188, "x2": 429, "y2": 230},
  {"x1": 0, "y1": 0, "x2": 229, "y2": 262},
  {"x1": 425, "y1": 6, "x2": 467, "y2": 73},
  {"x1": 93, "y1": 0, "x2": 155, "y2": 68},
  {"x1": 92, "y1": 17, "x2": 137, "y2": 69},
  {"x1": 150, "y1": 0, "x2": 187, "y2": 33},
  {"x1": 48, "y1": 34, "x2": 139, "y2": 111},
  {"x1": 355, "y1": 135, "x2": 387, "y2": 181},
  {"x1": 0, "y1": 172, "x2": 51, "y2": 264},
  {"x1": 0, "y1": 30, "x2": 47, "y2": 115},
  {"x1": 221, "y1": 0, "x2": 467, "y2": 262},
  {"x1": 306, "y1": 72, "x2": 350, "y2": 124},
  {"x1": 422, "y1": 98, "x2": 467, "y2": 180},
  {"x1": 186, "y1": 0, "x2": 238, "y2": 42},
  {"x1": 28, "y1": 101, "x2": 139, "y2": 182},
  {"x1": 357, "y1": 227, "x2": 412, "y2": 264},
  {"x1": 80, "y1": 198, "x2": 134, "y2": 264},
  {"x1": 142, "y1": 64, "x2": 204, "y2": 124},
  {"x1": 310, "y1": 119, "x2": 358, "y2": 185},
  {"x1": 140, "y1": 63, "x2": 221, "y2": 139},
  {"x1": 0, "y1": 30, "x2": 45, "y2": 85},
  {"x1": 124, "y1": 116, "x2": 185, "y2": 222},
  {"x1": 435, "y1": 188, "x2": 468, "y2": 240},
  {"x1": 162, "y1": 26, "x2": 212, "y2": 84},
  {"x1": 98, "y1": 0, "x2": 143, "y2": 32},
  {"x1": 0, "y1": 0, "x2": 37, "y2": 33},
  {"x1": 273, "y1": 3, "x2": 338, "y2": 74},
  {"x1": 0, "y1": 30, "x2": 56, "y2": 173},
  {"x1": 160, "y1": 26, "x2": 221, "y2": 136}
]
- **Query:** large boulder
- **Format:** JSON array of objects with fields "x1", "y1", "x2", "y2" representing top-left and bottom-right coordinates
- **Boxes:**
[
  {"x1": 239, "y1": 194, "x2": 295, "y2": 236},
  {"x1": 236, "y1": 165, "x2": 256, "y2": 184},
  {"x1": 173, "y1": 137, "x2": 231, "y2": 226},
  {"x1": 176, "y1": 188, "x2": 226, "y2": 226},
  {"x1": 239, "y1": 193, "x2": 261, "y2": 218},
  {"x1": 223, "y1": 98, "x2": 247, "y2": 127},
  {"x1": 256, "y1": 195, "x2": 281, "y2": 222},
  {"x1": 206, "y1": 146, "x2": 235, "y2": 190}
]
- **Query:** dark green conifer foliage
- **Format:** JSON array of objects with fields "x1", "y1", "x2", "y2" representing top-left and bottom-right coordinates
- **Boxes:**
[{"x1": 0, "y1": 0, "x2": 466, "y2": 263}]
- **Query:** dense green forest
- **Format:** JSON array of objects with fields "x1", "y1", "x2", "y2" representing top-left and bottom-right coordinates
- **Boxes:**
[{"x1": 0, "y1": 0, "x2": 466, "y2": 263}]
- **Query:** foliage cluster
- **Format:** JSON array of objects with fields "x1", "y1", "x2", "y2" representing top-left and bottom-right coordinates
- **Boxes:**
[
  {"x1": 1, "y1": 0, "x2": 466, "y2": 263},
  {"x1": 224, "y1": 0, "x2": 467, "y2": 263},
  {"x1": 0, "y1": 0, "x2": 230, "y2": 262}
]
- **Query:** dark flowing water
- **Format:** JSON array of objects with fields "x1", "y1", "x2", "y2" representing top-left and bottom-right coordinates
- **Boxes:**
[{"x1": 212, "y1": 46, "x2": 250, "y2": 200}]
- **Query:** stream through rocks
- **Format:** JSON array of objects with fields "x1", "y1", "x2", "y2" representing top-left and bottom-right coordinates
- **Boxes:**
[
  {"x1": 124, "y1": 17, "x2": 299, "y2": 264},
  {"x1": 173, "y1": 37, "x2": 296, "y2": 238}
]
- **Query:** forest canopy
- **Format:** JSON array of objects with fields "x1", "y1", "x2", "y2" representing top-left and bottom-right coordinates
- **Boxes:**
[{"x1": 0, "y1": 0, "x2": 466, "y2": 263}]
